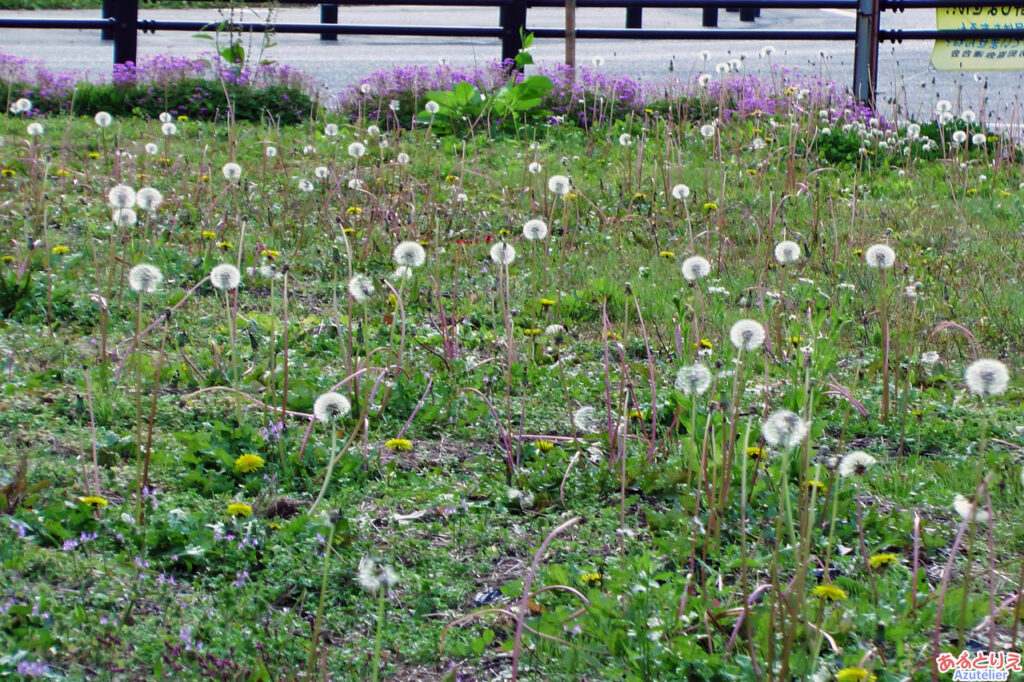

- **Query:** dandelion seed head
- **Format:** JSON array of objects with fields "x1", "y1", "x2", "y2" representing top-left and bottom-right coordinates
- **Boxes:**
[
  {"x1": 128, "y1": 263, "x2": 163, "y2": 294},
  {"x1": 358, "y1": 555, "x2": 398, "y2": 592},
  {"x1": 347, "y1": 273, "x2": 375, "y2": 302},
  {"x1": 528, "y1": 161, "x2": 542, "y2": 174},
  {"x1": 699, "y1": 124, "x2": 716, "y2": 139},
  {"x1": 347, "y1": 178, "x2": 364, "y2": 190},
  {"x1": 144, "y1": 143, "x2": 159, "y2": 155},
  {"x1": 107, "y1": 184, "x2": 136, "y2": 209},
  {"x1": 573, "y1": 406, "x2": 602, "y2": 433},
  {"x1": 314, "y1": 166, "x2": 329, "y2": 180},
  {"x1": 618, "y1": 133, "x2": 633, "y2": 146},
  {"x1": 94, "y1": 111, "x2": 113, "y2": 128},
  {"x1": 774, "y1": 240, "x2": 801, "y2": 265},
  {"x1": 864, "y1": 243, "x2": 896, "y2": 269},
  {"x1": 393, "y1": 241, "x2": 426, "y2": 268},
  {"x1": 953, "y1": 493, "x2": 989, "y2": 523},
  {"x1": 210, "y1": 263, "x2": 241, "y2": 291},
  {"x1": 112, "y1": 207, "x2": 137, "y2": 228},
  {"x1": 681, "y1": 255, "x2": 711, "y2": 281},
  {"x1": 11, "y1": 97, "x2": 32, "y2": 113},
  {"x1": 136, "y1": 187, "x2": 163, "y2": 212},
  {"x1": 921, "y1": 351, "x2": 940, "y2": 365},
  {"x1": 26, "y1": 122, "x2": 44, "y2": 136},
  {"x1": 489, "y1": 241, "x2": 516, "y2": 265},
  {"x1": 522, "y1": 219, "x2": 548, "y2": 241},
  {"x1": 161, "y1": 122, "x2": 177, "y2": 136},
  {"x1": 838, "y1": 451, "x2": 876, "y2": 477},
  {"x1": 671, "y1": 183, "x2": 690, "y2": 200},
  {"x1": 313, "y1": 392, "x2": 351, "y2": 422},
  {"x1": 675, "y1": 364, "x2": 712, "y2": 396},
  {"x1": 222, "y1": 162, "x2": 242, "y2": 181},
  {"x1": 158, "y1": 111, "x2": 173, "y2": 123},
  {"x1": 298, "y1": 179, "x2": 314, "y2": 193},
  {"x1": 965, "y1": 358, "x2": 1009, "y2": 397},
  {"x1": 971, "y1": 133, "x2": 986, "y2": 146},
  {"x1": 324, "y1": 123, "x2": 339, "y2": 137},
  {"x1": 762, "y1": 409, "x2": 809, "y2": 450},
  {"x1": 952, "y1": 130, "x2": 968, "y2": 145},
  {"x1": 397, "y1": 152, "x2": 411, "y2": 165},
  {"x1": 729, "y1": 319, "x2": 765, "y2": 351},
  {"x1": 548, "y1": 174, "x2": 571, "y2": 196},
  {"x1": 425, "y1": 100, "x2": 440, "y2": 115},
  {"x1": 960, "y1": 110, "x2": 977, "y2": 123},
  {"x1": 347, "y1": 141, "x2": 366, "y2": 158}
]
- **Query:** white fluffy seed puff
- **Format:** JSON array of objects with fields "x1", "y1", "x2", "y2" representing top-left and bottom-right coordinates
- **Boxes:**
[
  {"x1": 681, "y1": 256, "x2": 711, "y2": 282},
  {"x1": 864, "y1": 243, "x2": 896, "y2": 269},
  {"x1": 774, "y1": 240, "x2": 801, "y2": 265},
  {"x1": 729, "y1": 319, "x2": 765, "y2": 351},
  {"x1": 313, "y1": 392, "x2": 351, "y2": 423},
  {"x1": 347, "y1": 274, "x2": 375, "y2": 303},
  {"x1": 127, "y1": 264, "x2": 162, "y2": 294},
  {"x1": 762, "y1": 410, "x2": 809, "y2": 450},
  {"x1": 209, "y1": 263, "x2": 241, "y2": 291},
  {"x1": 964, "y1": 358, "x2": 1009, "y2": 397}
]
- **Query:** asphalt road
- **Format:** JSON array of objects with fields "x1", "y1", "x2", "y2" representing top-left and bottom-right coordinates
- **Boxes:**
[{"x1": 2, "y1": 5, "x2": 1024, "y2": 127}]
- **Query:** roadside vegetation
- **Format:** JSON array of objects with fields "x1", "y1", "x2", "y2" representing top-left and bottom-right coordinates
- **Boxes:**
[{"x1": 1, "y1": 43, "x2": 1023, "y2": 680}]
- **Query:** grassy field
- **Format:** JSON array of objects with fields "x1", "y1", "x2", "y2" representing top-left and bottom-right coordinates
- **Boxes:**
[{"x1": 1, "y1": 72, "x2": 1023, "y2": 681}]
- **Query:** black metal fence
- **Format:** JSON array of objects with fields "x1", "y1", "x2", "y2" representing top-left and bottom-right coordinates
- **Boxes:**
[{"x1": 1, "y1": 0, "x2": 1024, "y2": 108}]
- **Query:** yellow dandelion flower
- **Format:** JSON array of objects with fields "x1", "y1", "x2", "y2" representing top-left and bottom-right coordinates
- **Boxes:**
[
  {"x1": 522, "y1": 328, "x2": 542, "y2": 337},
  {"x1": 644, "y1": 108, "x2": 654, "y2": 114},
  {"x1": 966, "y1": 188, "x2": 977, "y2": 195},
  {"x1": 579, "y1": 572, "x2": 602, "y2": 586},
  {"x1": 343, "y1": 228, "x2": 356, "y2": 235},
  {"x1": 1, "y1": 169, "x2": 15, "y2": 178},
  {"x1": 746, "y1": 169, "x2": 757, "y2": 175},
  {"x1": 158, "y1": 157, "x2": 173, "y2": 166},
  {"x1": 659, "y1": 251, "x2": 675, "y2": 259},
  {"x1": 51, "y1": 245, "x2": 69, "y2": 255},
  {"x1": 565, "y1": 192, "x2": 577, "y2": 200},
  {"x1": 55, "y1": 169, "x2": 70, "y2": 177},
  {"x1": 784, "y1": 86, "x2": 796, "y2": 96},
  {"x1": 868, "y1": 553, "x2": 899, "y2": 569},
  {"x1": 200, "y1": 174, "x2": 210, "y2": 182},
  {"x1": 268, "y1": 521, "x2": 281, "y2": 530},
  {"x1": 233, "y1": 453, "x2": 265, "y2": 474},
  {"x1": 260, "y1": 249, "x2": 280, "y2": 260},
  {"x1": 789, "y1": 335, "x2": 804, "y2": 347},
  {"x1": 385, "y1": 438, "x2": 413, "y2": 451},
  {"x1": 852, "y1": 248, "x2": 863, "y2": 256},
  {"x1": 497, "y1": 229, "x2": 511, "y2": 238},
  {"x1": 693, "y1": 338, "x2": 712, "y2": 350},
  {"x1": 629, "y1": 409, "x2": 644, "y2": 420},
  {"x1": 227, "y1": 502, "x2": 253, "y2": 517},
  {"x1": 633, "y1": 192, "x2": 647, "y2": 201},
  {"x1": 217, "y1": 241, "x2": 233, "y2": 250},
  {"x1": 539, "y1": 298, "x2": 555, "y2": 307},
  {"x1": 346, "y1": 206, "x2": 361, "y2": 215},
  {"x1": 387, "y1": 293, "x2": 397, "y2": 308},
  {"x1": 999, "y1": 190, "x2": 1011, "y2": 197},
  {"x1": 606, "y1": 330, "x2": 621, "y2": 341},
  {"x1": 702, "y1": 202, "x2": 719, "y2": 213},
  {"x1": 177, "y1": 115, "x2": 188, "y2": 122},
  {"x1": 87, "y1": 152, "x2": 100, "y2": 160},
  {"x1": 79, "y1": 495, "x2": 109, "y2": 507},
  {"x1": 201, "y1": 230, "x2": 216, "y2": 240},
  {"x1": 444, "y1": 174, "x2": 458, "y2": 183},
  {"x1": 1, "y1": 255, "x2": 15, "y2": 263},
  {"x1": 746, "y1": 446, "x2": 765, "y2": 459},
  {"x1": 811, "y1": 584, "x2": 847, "y2": 602},
  {"x1": 807, "y1": 480, "x2": 826, "y2": 492},
  {"x1": 836, "y1": 668, "x2": 875, "y2": 682},
  {"x1": 535, "y1": 440, "x2": 554, "y2": 453}
]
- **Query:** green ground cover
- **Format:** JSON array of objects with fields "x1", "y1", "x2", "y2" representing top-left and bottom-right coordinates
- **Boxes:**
[{"x1": 1, "y1": 65, "x2": 1023, "y2": 680}]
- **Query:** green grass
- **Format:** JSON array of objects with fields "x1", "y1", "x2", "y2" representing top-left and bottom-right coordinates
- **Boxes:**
[{"x1": 1, "y1": 91, "x2": 1023, "y2": 681}]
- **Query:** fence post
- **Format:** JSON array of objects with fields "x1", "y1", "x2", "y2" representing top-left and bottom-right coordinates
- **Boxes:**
[
  {"x1": 625, "y1": 6, "x2": 642, "y2": 28},
  {"x1": 702, "y1": 8, "x2": 717, "y2": 26},
  {"x1": 500, "y1": 0, "x2": 527, "y2": 64},
  {"x1": 853, "y1": 0, "x2": 880, "y2": 107},
  {"x1": 101, "y1": 0, "x2": 113, "y2": 40},
  {"x1": 320, "y1": 4, "x2": 338, "y2": 41},
  {"x1": 110, "y1": 0, "x2": 138, "y2": 65}
]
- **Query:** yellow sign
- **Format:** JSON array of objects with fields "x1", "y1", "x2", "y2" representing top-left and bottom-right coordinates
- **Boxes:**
[{"x1": 931, "y1": 7, "x2": 1024, "y2": 71}]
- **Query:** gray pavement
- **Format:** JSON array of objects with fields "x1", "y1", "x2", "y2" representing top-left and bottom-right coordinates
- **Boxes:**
[{"x1": 2, "y1": 5, "x2": 1024, "y2": 129}]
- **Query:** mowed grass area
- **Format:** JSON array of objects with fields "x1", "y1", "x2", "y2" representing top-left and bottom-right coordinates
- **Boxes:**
[{"x1": 1, "y1": 81, "x2": 1024, "y2": 681}]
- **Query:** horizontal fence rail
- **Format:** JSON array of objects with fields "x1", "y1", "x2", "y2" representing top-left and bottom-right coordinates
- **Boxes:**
[{"x1": 2, "y1": 0, "x2": 1024, "y2": 109}]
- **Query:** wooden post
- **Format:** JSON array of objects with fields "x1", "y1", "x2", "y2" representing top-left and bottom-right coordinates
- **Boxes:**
[{"x1": 565, "y1": 0, "x2": 576, "y2": 70}]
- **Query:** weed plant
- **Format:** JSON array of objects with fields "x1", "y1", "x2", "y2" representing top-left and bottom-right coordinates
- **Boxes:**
[{"x1": 0, "y1": 53, "x2": 1022, "y2": 681}]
